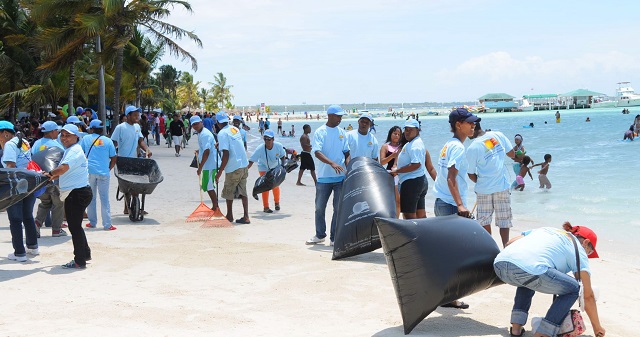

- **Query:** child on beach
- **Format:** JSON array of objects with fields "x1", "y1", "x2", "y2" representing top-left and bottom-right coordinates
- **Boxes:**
[
  {"x1": 531, "y1": 154, "x2": 552, "y2": 189},
  {"x1": 514, "y1": 156, "x2": 533, "y2": 191}
]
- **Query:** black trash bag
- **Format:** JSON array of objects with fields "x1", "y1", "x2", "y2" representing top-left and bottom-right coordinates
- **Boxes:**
[
  {"x1": 30, "y1": 146, "x2": 65, "y2": 173},
  {"x1": 282, "y1": 158, "x2": 298, "y2": 173},
  {"x1": 0, "y1": 168, "x2": 49, "y2": 211},
  {"x1": 252, "y1": 165, "x2": 286, "y2": 200},
  {"x1": 375, "y1": 215, "x2": 503, "y2": 335},
  {"x1": 332, "y1": 157, "x2": 395, "y2": 260}
]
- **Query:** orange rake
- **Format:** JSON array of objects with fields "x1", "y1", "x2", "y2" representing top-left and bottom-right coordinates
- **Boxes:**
[
  {"x1": 201, "y1": 215, "x2": 233, "y2": 228},
  {"x1": 186, "y1": 173, "x2": 224, "y2": 222}
]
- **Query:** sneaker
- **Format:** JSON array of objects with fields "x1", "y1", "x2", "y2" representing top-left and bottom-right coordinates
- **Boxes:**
[
  {"x1": 61, "y1": 223, "x2": 68, "y2": 228},
  {"x1": 26, "y1": 248, "x2": 39, "y2": 256},
  {"x1": 330, "y1": 241, "x2": 334, "y2": 247},
  {"x1": 61, "y1": 260, "x2": 86, "y2": 269},
  {"x1": 52, "y1": 229, "x2": 68, "y2": 237},
  {"x1": 35, "y1": 219, "x2": 42, "y2": 228},
  {"x1": 263, "y1": 208, "x2": 273, "y2": 213},
  {"x1": 305, "y1": 236, "x2": 325, "y2": 245},
  {"x1": 175, "y1": 153, "x2": 179, "y2": 157},
  {"x1": 7, "y1": 253, "x2": 28, "y2": 262},
  {"x1": 275, "y1": 204, "x2": 281, "y2": 211},
  {"x1": 85, "y1": 223, "x2": 97, "y2": 228},
  {"x1": 104, "y1": 226, "x2": 117, "y2": 231}
]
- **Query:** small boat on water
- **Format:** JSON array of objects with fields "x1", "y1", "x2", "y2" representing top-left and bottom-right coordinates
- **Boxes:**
[{"x1": 519, "y1": 98, "x2": 535, "y2": 111}]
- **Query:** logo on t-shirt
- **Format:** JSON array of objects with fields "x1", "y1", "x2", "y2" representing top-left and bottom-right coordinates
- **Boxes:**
[
  {"x1": 483, "y1": 138, "x2": 498, "y2": 151},
  {"x1": 39, "y1": 145, "x2": 47, "y2": 152},
  {"x1": 230, "y1": 127, "x2": 238, "y2": 135},
  {"x1": 439, "y1": 145, "x2": 448, "y2": 158},
  {"x1": 367, "y1": 141, "x2": 372, "y2": 146}
]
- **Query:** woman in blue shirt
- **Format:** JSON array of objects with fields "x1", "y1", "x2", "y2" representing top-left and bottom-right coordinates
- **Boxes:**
[
  {"x1": 390, "y1": 120, "x2": 426, "y2": 219},
  {"x1": 0, "y1": 121, "x2": 38, "y2": 262},
  {"x1": 248, "y1": 130, "x2": 286, "y2": 213},
  {"x1": 44, "y1": 124, "x2": 93, "y2": 269}
]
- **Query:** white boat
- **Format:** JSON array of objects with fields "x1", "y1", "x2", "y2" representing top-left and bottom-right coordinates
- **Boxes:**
[
  {"x1": 615, "y1": 82, "x2": 640, "y2": 107},
  {"x1": 519, "y1": 98, "x2": 535, "y2": 111},
  {"x1": 593, "y1": 82, "x2": 640, "y2": 108}
]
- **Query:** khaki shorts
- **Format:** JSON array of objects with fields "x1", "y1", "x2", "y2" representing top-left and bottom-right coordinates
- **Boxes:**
[
  {"x1": 221, "y1": 167, "x2": 248, "y2": 200},
  {"x1": 476, "y1": 189, "x2": 512, "y2": 228}
]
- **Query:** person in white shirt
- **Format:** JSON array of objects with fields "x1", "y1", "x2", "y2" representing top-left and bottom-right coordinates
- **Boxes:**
[
  {"x1": 305, "y1": 105, "x2": 350, "y2": 246},
  {"x1": 346, "y1": 113, "x2": 379, "y2": 160}
]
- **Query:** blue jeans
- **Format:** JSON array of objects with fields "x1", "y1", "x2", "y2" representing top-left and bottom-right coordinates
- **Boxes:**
[
  {"x1": 87, "y1": 174, "x2": 112, "y2": 229},
  {"x1": 7, "y1": 193, "x2": 38, "y2": 256},
  {"x1": 434, "y1": 198, "x2": 458, "y2": 216},
  {"x1": 494, "y1": 261, "x2": 579, "y2": 337},
  {"x1": 314, "y1": 181, "x2": 343, "y2": 241}
]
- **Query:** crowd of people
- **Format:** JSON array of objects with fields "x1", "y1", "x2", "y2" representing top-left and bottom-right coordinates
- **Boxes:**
[{"x1": 300, "y1": 105, "x2": 604, "y2": 337}]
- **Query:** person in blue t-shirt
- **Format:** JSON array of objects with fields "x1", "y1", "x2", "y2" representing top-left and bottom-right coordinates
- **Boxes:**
[
  {"x1": 466, "y1": 122, "x2": 514, "y2": 247},
  {"x1": 32, "y1": 121, "x2": 67, "y2": 238},
  {"x1": 0, "y1": 121, "x2": 38, "y2": 262},
  {"x1": 305, "y1": 105, "x2": 350, "y2": 246},
  {"x1": 346, "y1": 113, "x2": 379, "y2": 160},
  {"x1": 111, "y1": 106, "x2": 152, "y2": 214},
  {"x1": 190, "y1": 115, "x2": 221, "y2": 211},
  {"x1": 44, "y1": 124, "x2": 92, "y2": 269},
  {"x1": 81, "y1": 120, "x2": 117, "y2": 231},
  {"x1": 232, "y1": 115, "x2": 248, "y2": 151},
  {"x1": 390, "y1": 119, "x2": 427, "y2": 220},
  {"x1": 202, "y1": 113, "x2": 215, "y2": 133},
  {"x1": 494, "y1": 224, "x2": 605, "y2": 337},
  {"x1": 248, "y1": 130, "x2": 286, "y2": 213},
  {"x1": 215, "y1": 112, "x2": 250, "y2": 224}
]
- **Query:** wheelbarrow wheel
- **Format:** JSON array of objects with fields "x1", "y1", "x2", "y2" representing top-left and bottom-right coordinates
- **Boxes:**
[{"x1": 129, "y1": 195, "x2": 141, "y2": 222}]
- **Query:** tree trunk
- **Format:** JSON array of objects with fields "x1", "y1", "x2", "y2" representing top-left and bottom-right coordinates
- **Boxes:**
[
  {"x1": 9, "y1": 76, "x2": 16, "y2": 123},
  {"x1": 68, "y1": 62, "x2": 75, "y2": 119},
  {"x1": 112, "y1": 46, "x2": 124, "y2": 127},
  {"x1": 96, "y1": 35, "x2": 107, "y2": 131}
]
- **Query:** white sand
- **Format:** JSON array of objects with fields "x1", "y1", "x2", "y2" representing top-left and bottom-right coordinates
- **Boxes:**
[{"x1": 1, "y1": 141, "x2": 638, "y2": 337}]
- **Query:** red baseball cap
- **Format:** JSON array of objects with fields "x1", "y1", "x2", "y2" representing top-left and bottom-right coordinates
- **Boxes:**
[{"x1": 572, "y1": 226, "x2": 599, "y2": 258}]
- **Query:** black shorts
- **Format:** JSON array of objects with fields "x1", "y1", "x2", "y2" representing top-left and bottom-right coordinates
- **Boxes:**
[
  {"x1": 300, "y1": 152, "x2": 315, "y2": 170},
  {"x1": 399, "y1": 175, "x2": 428, "y2": 213}
]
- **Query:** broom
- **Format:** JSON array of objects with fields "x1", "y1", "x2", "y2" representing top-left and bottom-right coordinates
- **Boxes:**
[{"x1": 186, "y1": 153, "x2": 223, "y2": 222}]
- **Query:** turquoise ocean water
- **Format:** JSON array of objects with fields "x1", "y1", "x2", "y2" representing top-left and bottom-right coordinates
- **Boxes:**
[{"x1": 245, "y1": 108, "x2": 640, "y2": 261}]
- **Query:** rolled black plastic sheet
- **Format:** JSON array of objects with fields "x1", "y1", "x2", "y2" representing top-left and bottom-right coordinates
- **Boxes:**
[
  {"x1": 31, "y1": 146, "x2": 64, "y2": 173},
  {"x1": 252, "y1": 165, "x2": 286, "y2": 200},
  {"x1": 332, "y1": 157, "x2": 396, "y2": 260},
  {"x1": 282, "y1": 158, "x2": 298, "y2": 173},
  {"x1": 375, "y1": 215, "x2": 503, "y2": 334},
  {"x1": 0, "y1": 168, "x2": 49, "y2": 211}
]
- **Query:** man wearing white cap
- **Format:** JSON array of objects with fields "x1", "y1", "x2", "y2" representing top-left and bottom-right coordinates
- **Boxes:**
[
  {"x1": 190, "y1": 115, "x2": 221, "y2": 211},
  {"x1": 346, "y1": 113, "x2": 379, "y2": 160},
  {"x1": 31, "y1": 121, "x2": 67, "y2": 237},
  {"x1": 81, "y1": 119, "x2": 117, "y2": 231},
  {"x1": 214, "y1": 112, "x2": 250, "y2": 224},
  {"x1": 305, "y1": 105, "x2": 350, "y2": 246},
  {"x1": 44, "y1": 124, "x2": 92, "y2": 269},
  {"x1": 111, "y1": 105, "x2": 152, "y2": 214},
  {"x1": 248, "y1": 130, "x2": 286, "y2": 213}
]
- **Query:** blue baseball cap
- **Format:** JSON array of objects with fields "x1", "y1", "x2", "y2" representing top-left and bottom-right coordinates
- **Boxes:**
[
  {"x1": 41, "y1": 121, "x2": 61, "y2": 132},
  {"x1": 190, "y1": 115, "x2": 202, "y2": 125},
  {"x1": 448, "y1": 108, "x2": 481, "y2": 124},
  {"x1": 125, "y1": 105, "x2": 142, "y2": 116},
  {"x1": 326, "y1": 105, "x2": 345, "y2": 116},
  {"x1": 76, "y1": 107, "x2": 84, "y2": 115},
  {"x1": 0, "y1": 120, "x2": 15, "y2": 132},
  {"x1": 263, "y1": 130, "x2": 275, "y2": 138},
  {"x1": 233, "y1": 115, "x2": 242, "y2": 121},
  {"x1": 61, "y1": 124, "x2": 81, "y2": 137},
  {"x1": 216, "y1": 112, "x2": 229, "y2": 123},
  {"x1": 404, "y1": 119, "x2": 420, "y2": 129},
  {"x1": 89, "y1": 119, "x2": 103, "y2": 129},
  {"x1": 66, "y1": 116, "x2": 81, "y2": 124}
]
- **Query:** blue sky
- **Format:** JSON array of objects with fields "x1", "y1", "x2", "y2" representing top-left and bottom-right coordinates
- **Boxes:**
[{"x1": 159, "y1": 0, "x2": 640, "y2": 106}]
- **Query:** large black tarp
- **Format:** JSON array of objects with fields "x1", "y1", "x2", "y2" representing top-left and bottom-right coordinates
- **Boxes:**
[
  {"x1": 31, "y1": 146, "x2": 65, "y2": 173},
  {"x1": 375, "y1": 215, "x2": 503, "y2": 334},
  {"x1": 0, "y1": 168, "x2": 49, "y2": 211},
  {"x1": 332, "y1": 157, "x2": 396, "y2": 260},
  {"x1": 252, "y1": 165, "x2": 286, "y2": 200}
]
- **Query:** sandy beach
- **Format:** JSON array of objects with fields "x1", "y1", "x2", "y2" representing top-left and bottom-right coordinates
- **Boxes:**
[{"x1": 1, "y1": 139, "x2": 638, "y2": 337}]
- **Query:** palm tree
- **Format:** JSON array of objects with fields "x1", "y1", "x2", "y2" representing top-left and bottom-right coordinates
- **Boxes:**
[
  {"x1": 198, "y1": 87, "x2": 208, "y2": 110},
  {"x1": 177, "y1": 71, "x2": 200, "y2": 112},
  {"x1": 26, "y1": 0, "x2": 105, "y2": 119},
  {"x1": 102, "y1": 0, "x2": 202, "y2": 125},
  {"x1": 123, "y1": 27, "x2": 164, "y2": 107},
  {"x1": 210, "y1": 72, "x2": 233, "y2": 110}
]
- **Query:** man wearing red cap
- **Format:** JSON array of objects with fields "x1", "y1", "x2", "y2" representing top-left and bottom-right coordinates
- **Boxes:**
[{"x1": 493, "y1": 223, "x2": 605, "y2": 337}]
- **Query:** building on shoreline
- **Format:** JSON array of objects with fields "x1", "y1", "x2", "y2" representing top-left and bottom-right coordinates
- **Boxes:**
[{"x1": 478, "y1": 93, "x2": 517, "y2": 112}]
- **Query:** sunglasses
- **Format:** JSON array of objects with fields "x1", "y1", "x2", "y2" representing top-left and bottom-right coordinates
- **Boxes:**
[{"x1": 263, "y1": 137, "x2": 274, "y2": 141}]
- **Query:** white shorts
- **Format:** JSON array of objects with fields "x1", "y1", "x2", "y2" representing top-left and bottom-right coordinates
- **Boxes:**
[{"x1": 172, "y1": 135, "x2": 183, "y2": 145}]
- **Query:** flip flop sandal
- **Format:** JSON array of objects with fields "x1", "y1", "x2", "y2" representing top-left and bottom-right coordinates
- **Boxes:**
[{"x1": 235, "y1": 218, "x2": 251, "y2": 224}]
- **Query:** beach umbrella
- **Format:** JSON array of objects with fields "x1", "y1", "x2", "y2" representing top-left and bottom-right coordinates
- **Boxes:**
[{"x1": 375, "y1": 215, "x2": 503, "y2": 334}]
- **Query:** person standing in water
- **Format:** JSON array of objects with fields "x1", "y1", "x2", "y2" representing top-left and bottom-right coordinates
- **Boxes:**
[{"x1": 531, "y1": 154, "x2": 552, "y2": 189}]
